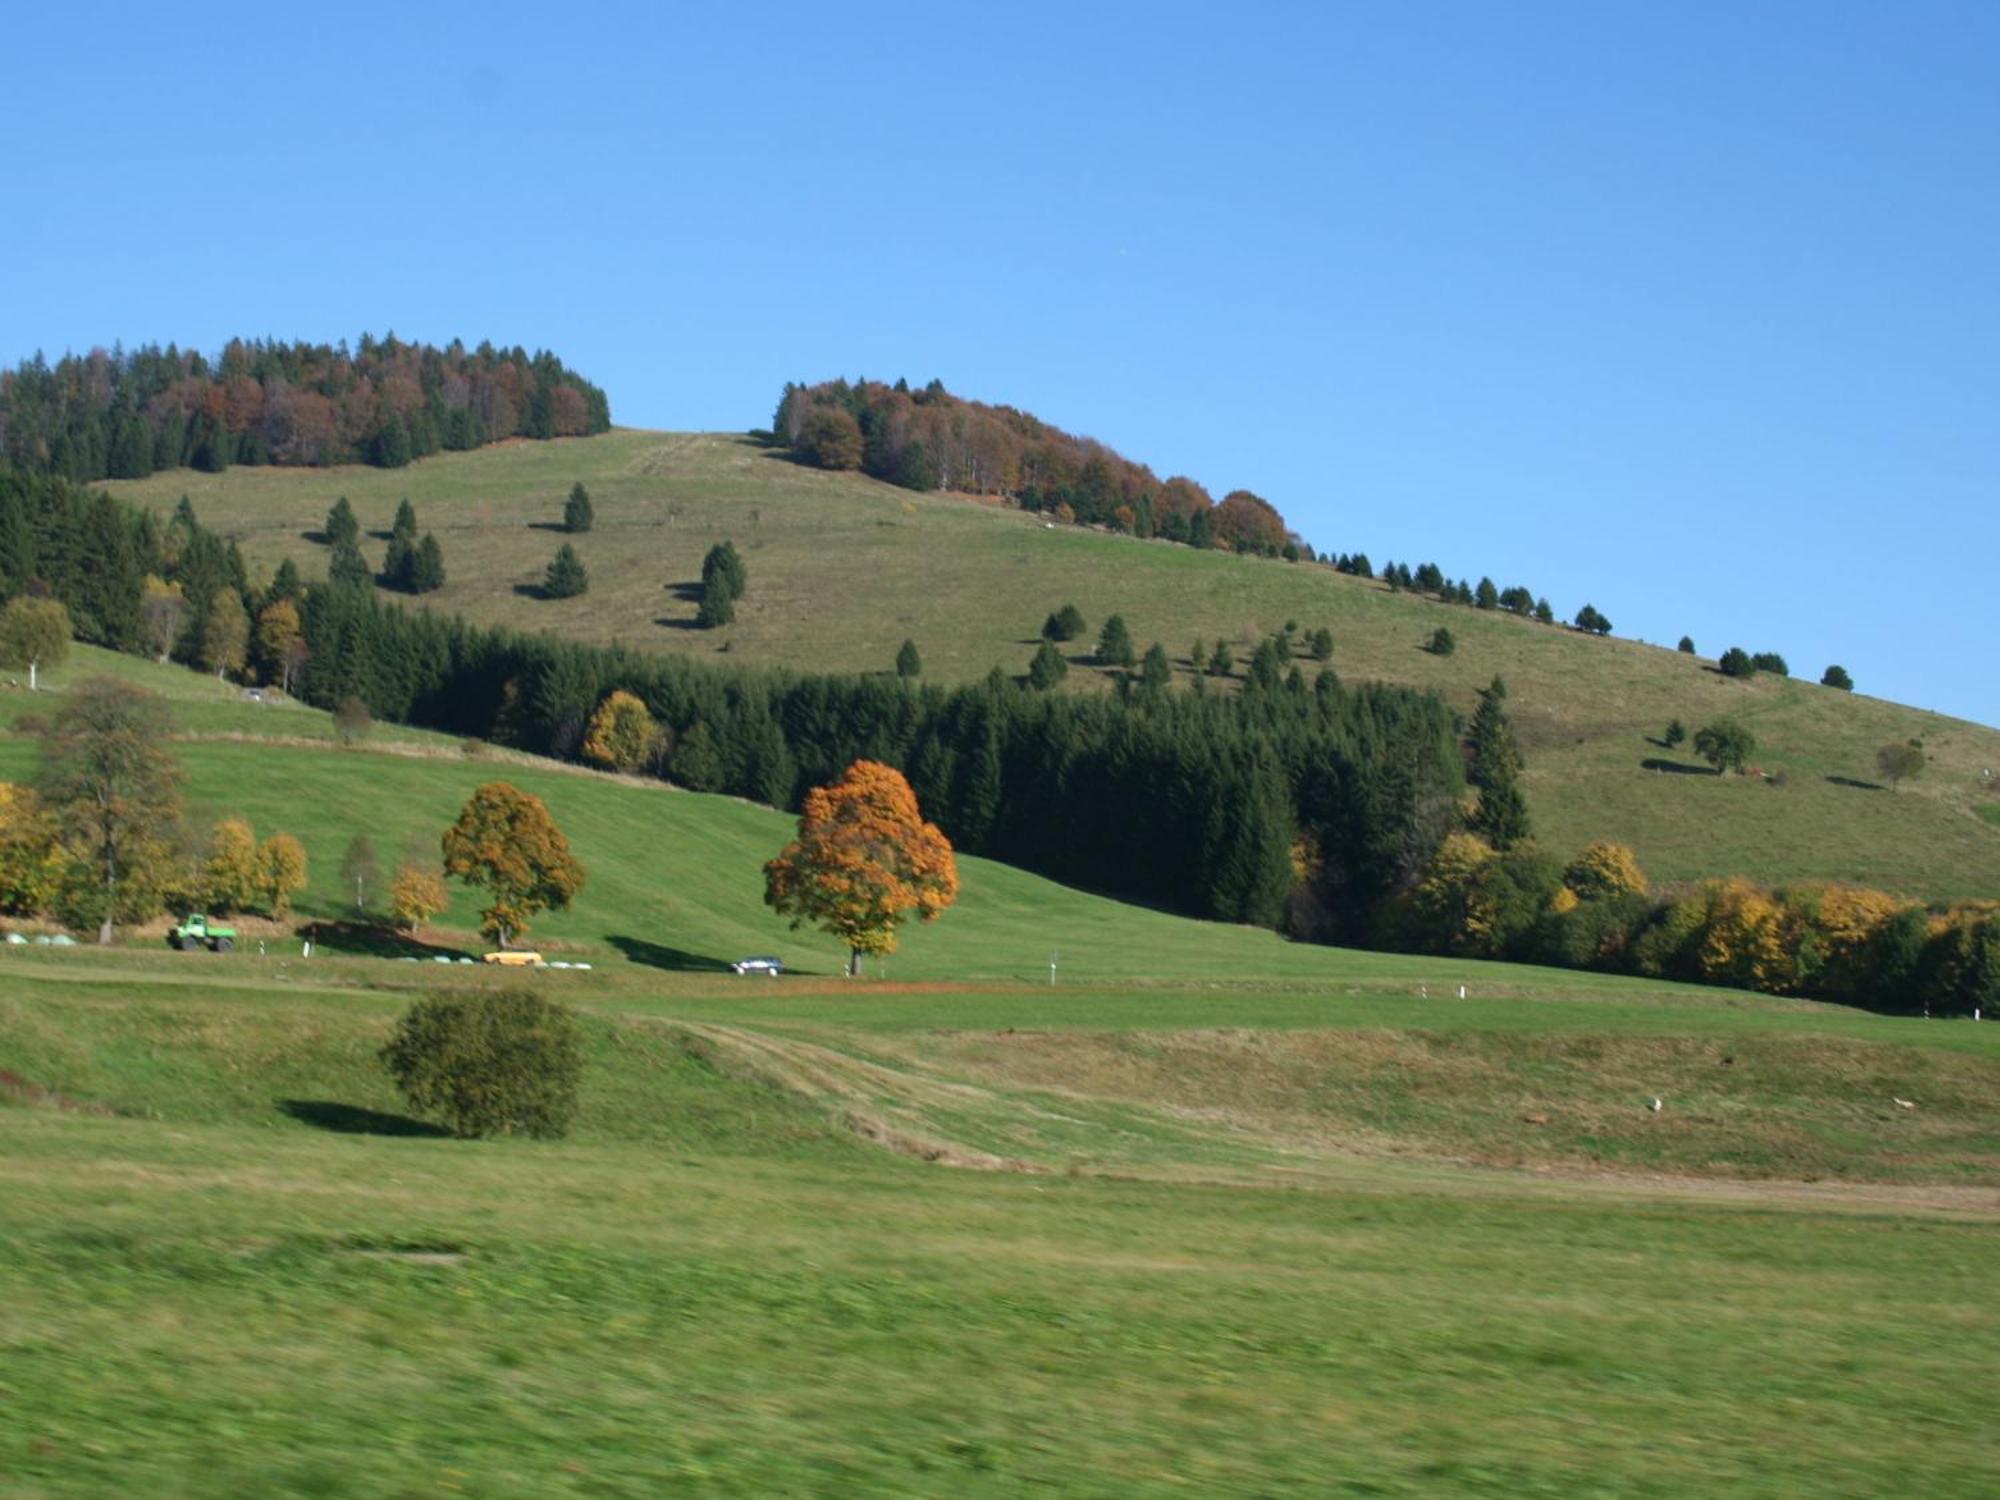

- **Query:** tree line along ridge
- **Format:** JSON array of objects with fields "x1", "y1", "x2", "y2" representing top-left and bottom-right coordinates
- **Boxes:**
[{"x1": 0, "y1": 334, "x2": 611, "y2": 482}]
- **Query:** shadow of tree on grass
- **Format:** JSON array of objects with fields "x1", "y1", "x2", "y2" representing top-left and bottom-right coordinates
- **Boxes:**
[
  {"x1": 607, "y1": 935, "x2": 734, "y2": 973},
  {"x1": 279, "y1": 1100, "x2": 450, "y2": 1138},
  {"x1": 1640, "y1": 757, "x2": 1721, "y2": 776}
]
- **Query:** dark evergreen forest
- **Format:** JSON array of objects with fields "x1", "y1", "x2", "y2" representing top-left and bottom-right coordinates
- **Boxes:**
[{"x1": 0, "y1": 335, "x2": 611, "y2": 482}]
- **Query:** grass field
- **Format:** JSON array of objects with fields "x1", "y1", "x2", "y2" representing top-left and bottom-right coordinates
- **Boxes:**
[
  {"x1": 4, "y1": 947, "x2": 1997, "y2": 1496},
  {"x1": 100, "y1": 431, "x2": 2000, "y2": 903},
  {"x1": 4, "y1": 654, "x2": 1998, "y2": 1494}
]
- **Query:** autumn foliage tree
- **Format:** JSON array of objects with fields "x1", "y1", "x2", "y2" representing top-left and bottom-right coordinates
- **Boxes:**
[
  {"x1": 441, "y1": 782, "x2": 586, "y2": 947},
  {"x1": 581, "y1": 689, "x2": 659, "y2": 772},
  {"x1": 390, "y1": 861, "x2": 449, "y2": 934},
  {"x1": 763, "y1": 760, "x2": 959, "y2": 976}
]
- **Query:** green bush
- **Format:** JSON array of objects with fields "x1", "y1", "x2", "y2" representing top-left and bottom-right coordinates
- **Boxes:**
[{"x1": 380, "y1": 990, "x2": 582, "y2": 1139}]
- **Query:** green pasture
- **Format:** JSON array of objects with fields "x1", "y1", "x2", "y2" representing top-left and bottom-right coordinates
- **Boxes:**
[{"x1": 3, "y1": 949, "x2": 1997, "y2": 1497}]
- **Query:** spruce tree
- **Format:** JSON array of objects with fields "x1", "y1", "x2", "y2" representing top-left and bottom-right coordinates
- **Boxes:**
[
  {"x1": 543, "y1": 543, "x2": 589, "y2": 599},
  {"x1": 268, "y1": 557, "x2": 303, "y2": 604},
  {"x1": 1475, "y1": 577, "x2": 1499, "y2": 610},
  {"x1": 700, "y1": 540, "x2": 746, "y2": 601},
  {"x1": 1664, "y1": 718, "x2": 1687, "y2": 748},
  {"x1": 564, "y1": 482, "x2": 594, "y2": 534},
  {"x1": 1208, "y1": 640, "x2": 1235, "y2": 677},
  {"x1": 1139, "y1": 642, "x2": 1171, "y2": 694},
  {"x1": 391, "y1": 498, "x2": 418, "y2": 542},
  {"x1": 896, "y1": 638, "x2": 922, "y2": 678},
  {"x1": 324, "y1": 496, "x2": 359, "y2": 550},
  {"x1": 1096, "y1": 613, "x2": 1135, "y2": 668},
  {"x1": 1247, "y1": 638, "x2": 1283, "y2": 690},
  {"x1": 412, "y1": 534, "x2": 446, "y2": 593},
  {"x1": 1467, "y1": 678, "x2": 1531, "y2": 848},
  {"x1": 1042, "y1": 603, "x2": 1086, "y2": 642},
  {"x1": 328, "y1": 540, "x2": 372, "y2": 590},
  {"x1": 1308, "y1": 627, "x2": 1333, "y2": 661},
  {"x1": 1028, "y1": 640, "x2": 1068, "y2": 689},
  {"x1": 695, "y1": 580, "x2": 734, "y2": 627}
]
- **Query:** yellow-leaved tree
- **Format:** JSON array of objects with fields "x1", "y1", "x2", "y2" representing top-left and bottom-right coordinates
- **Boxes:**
[
  {"x1": 1563, "y1": 841, "x2": 1647, "y2": 902},
  {"x1": 441, "y1": 782, "x2": 586, "y2": 947},
  {"x1": 764, "y1": 760, "x2": 959, "y2": 976},
  {"x1": 580, "y1": 690, "x2": 660, "y2": 772},
  {"x1": 390, "y1": 862, "x2": 450, "y2": 935},
  {"x1": 258, "y1": 833, "x2": 308, "y2": 917},
  {"x1": 1694, "y1": 878, "x2": 1794, "y2": 992},
  {"x1": 202, "y1": 818, "x2": 262, "y2": 913},
  {"x1": 0, "y1": 783, "x2": 65, "y2": 915}
]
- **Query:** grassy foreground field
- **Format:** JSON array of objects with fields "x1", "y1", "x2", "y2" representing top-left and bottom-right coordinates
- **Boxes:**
[
  {"x1": 2, "y1": 655, "x2": 1998, "y2": 1495},
  {"x1": 3, "y1": 950, "x2": 1998, "y2": 1497},
  {"x1": 101, "y1": 431, "x2": 2000, "y2": 903}
]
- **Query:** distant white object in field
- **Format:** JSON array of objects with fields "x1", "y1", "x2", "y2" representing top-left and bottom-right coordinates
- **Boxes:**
[
  {"x1": 1893, "y1": 1097, "x2": 1917, "y2": 1110},
  {"x1": 1457, "y1": 984, "x2": 1467, "y2": 999},
  {"x1": 1648, "y1": 1097, "x2": 1663, "y2": 1113}
]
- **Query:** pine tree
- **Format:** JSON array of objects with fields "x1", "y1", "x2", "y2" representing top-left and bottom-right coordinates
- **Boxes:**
[
  {"x1": 543, "y1": 543, "x2": 589, "y2": 599},
  {"x1": 564, "y1": 482, "x2": 594, "y2": 534},
  {"x1": 1677, "y1": 636, "x2": 1696, "y2": 654},
  {"x1": 1475, "y1": 577, "x2": 1499, "y2": 610}
]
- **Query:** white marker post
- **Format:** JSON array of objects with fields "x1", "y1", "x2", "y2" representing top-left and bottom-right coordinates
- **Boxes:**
[{"x1": 1049, "y1": 951, "x2": 1058, "y2": 987}]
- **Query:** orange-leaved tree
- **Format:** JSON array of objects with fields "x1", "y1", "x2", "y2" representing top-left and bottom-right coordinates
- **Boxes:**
[
  {"x1": 763, "y1": 760, "x2": 959, "y2": 976},
  {"x1": 441, "y1": 782, "x2": 586, "y2": 947}
]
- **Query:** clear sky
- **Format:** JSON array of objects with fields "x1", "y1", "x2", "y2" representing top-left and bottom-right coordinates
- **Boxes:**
[{"x1": 7, "y1": 2, "x2": 1995, "y2": 725}]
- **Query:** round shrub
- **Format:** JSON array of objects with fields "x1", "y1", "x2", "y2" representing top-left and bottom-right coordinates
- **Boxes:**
[{"x1": 380, "y1": 989, "x2": 582, "y2": 1139}]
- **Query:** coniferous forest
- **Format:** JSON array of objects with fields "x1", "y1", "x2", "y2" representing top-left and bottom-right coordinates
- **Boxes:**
[{"x1": 0, "y1": 335, "x2": 611, "y2": 482}]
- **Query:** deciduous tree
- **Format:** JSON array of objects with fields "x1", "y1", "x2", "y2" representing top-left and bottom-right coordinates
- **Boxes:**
[
  {"x1": 389, "y1": 861, "x2": 448, "y2": 934},
  {"x1": 1694, "y1": 721, "x2": 1755, "y2": 774},
  {"x1": 36, "y1": 678, "x2": 183, "y2": 943},
  {"x1": 1876, "y1": 740, "x2": 1925, "y2": 790},
  {"x1": 763, "y1": 760, "x2": 959, "y2": 975},
  {"x1": 581, "y1": 689, "x2": 659, "y2": 772},
  {"x1": 0, "y1": 595, "x2": 70, "y2": 690},
  {"x1": 441, "y1": 781, "x2": 586, "y2": 947},
  {"x1": 340, "y1": 832, "x2": 380, "y2": 914},
  {"x1": 258, "y1": 833, "x2": 308, "y2": 916}
]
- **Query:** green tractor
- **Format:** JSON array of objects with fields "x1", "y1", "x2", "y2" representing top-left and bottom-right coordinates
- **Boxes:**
[{"x1": 168, "y1": 914, "x2": 237, "y2": 953}]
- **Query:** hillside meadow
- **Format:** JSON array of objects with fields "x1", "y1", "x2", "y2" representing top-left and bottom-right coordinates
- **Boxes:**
[{"x1": 101, "y1": 431, "x2": 2000, "y2": 903}]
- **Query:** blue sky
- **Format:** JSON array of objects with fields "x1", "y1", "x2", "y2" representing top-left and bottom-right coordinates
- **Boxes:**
[{"x1": 7, "y1": 2, "x2": 1995, "y2": 725}]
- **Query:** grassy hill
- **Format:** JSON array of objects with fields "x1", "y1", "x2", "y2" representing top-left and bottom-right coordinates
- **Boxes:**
[
  {"x1": 100, "y1": 431, "x2": 2000, "y2": 902},
  {"x1": 3, "y1": 652, "x2": 1997, "y2": 1492}
]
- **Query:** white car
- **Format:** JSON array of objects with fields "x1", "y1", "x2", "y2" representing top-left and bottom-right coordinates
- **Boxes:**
[{"x1": 731, "y1": 956, "x2": 784, "y2": 976}]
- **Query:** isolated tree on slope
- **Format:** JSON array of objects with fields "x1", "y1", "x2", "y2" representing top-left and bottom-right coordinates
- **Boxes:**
[
  {"x1": 0, "y1": 596, "x2": 70, "y2": 690},
  {"x1": 441, "y1": 781, "x2": 587, "y2": 947},
  {"x1": 763, "y1": 760, "x2": 959, "y2": 976}
]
